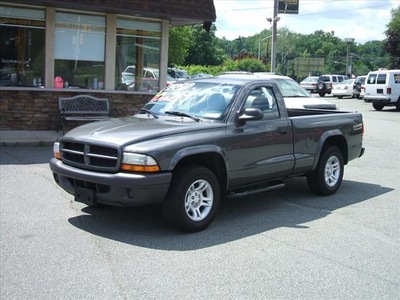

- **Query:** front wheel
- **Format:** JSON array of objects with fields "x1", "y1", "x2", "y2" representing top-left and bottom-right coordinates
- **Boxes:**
[
  {"x1": 307, "y1": 146, "x2": 344, "y2": 195},
  {"x1": 162, "y1": 165, "x2": 220, "y2": 232}
]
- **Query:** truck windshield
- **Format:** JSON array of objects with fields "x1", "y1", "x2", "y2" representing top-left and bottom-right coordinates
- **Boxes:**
[{"x1": 139, "y1": 81, "x2": 240, "y2": 120}]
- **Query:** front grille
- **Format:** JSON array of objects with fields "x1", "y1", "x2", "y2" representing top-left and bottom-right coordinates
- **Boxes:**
[{"x1": 60, "y1": 141, "x2": 121, "y2": 172}]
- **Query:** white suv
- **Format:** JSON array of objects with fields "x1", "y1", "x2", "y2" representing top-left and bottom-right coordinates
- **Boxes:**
[
  {"x1": 316, "y1": 74, "x2": 349, "y2": 97},
  {"x1": 363, "y1": 69, "x2": 400, "y2": 111}
]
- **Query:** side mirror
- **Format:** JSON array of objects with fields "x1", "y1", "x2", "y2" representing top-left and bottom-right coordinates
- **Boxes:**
[{"x1": 238, "y1": 108, "x2": 263, "y2": 122}]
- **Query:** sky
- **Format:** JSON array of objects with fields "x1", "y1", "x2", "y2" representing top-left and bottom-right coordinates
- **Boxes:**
[{"x1": 213, "y1": 0, "x2": 398, "y2": 44}]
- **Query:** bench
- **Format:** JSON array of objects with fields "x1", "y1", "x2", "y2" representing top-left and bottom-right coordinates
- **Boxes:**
[{"x1": 57, "y1": 95, "x2": 115, "y2": 133}]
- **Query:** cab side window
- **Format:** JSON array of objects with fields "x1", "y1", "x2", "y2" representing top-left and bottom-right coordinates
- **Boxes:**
[{"x1": 244, "y1": 86, "x2": 280, "y2": 120}]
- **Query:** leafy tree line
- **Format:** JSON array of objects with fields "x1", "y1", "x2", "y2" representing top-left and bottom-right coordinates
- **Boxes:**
[{"x1": 168, "y1": 5, "x2": 400, "y2": 80}]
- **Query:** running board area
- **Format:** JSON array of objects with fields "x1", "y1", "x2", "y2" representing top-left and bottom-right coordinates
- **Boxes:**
[{"x1": 224, "y1": 180, "x2": 286, "y2": 199}]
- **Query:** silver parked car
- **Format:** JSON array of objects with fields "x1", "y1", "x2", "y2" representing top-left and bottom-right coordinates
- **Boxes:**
[
  {"x1": 253, "y1": 73, "x2": 338, "y2": 110},
  {"x1": 300, "y1": 76, "x2": 319, "y2": 93}
]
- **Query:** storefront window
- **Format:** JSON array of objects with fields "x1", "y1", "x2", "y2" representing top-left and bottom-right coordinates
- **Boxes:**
[
  {"x1": 116, "y1": 19, "x2": 161, "y2": 91},
  {"x1": 0, "y1": 6, "x2": 45, "y2": 87},
  {"x1": 55, "y1": 12, "x2": 105, "y2": 89}
]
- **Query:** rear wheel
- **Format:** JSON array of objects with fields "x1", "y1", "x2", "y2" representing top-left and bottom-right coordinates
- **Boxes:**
[
  {"x1": 307, "y1": 146, "x2": 344, "y2": 195},
  {"x1": 372, "y1": 103, "x2": 384, "y2": 111},
  {"x1": 162, "y1": 165, "x2": 220, "y2": 232},
  {"x1": 396, "y1": 100, "x2": 400, "y2": 111}
]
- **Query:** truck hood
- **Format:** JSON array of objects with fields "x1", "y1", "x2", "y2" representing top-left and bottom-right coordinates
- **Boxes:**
[{"x1": 62, "y1": 116, "x2": 224, "y2": 146}]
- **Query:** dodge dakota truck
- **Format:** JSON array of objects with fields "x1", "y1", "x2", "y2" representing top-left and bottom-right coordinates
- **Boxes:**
[{"x1": 50, "y1": 76, "x2": 365, "y2": 232}]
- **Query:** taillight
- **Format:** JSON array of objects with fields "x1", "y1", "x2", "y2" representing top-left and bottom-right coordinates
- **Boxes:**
[{"x1": 387, "y1": 87, "x2": 392, "y2": 94}]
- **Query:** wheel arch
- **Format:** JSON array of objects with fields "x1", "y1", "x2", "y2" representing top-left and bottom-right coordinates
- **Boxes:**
[
  {"x1": 168, "y1": 145, "x2": 228, "y2": 194},
  {"x1": 313, "y1": 133, "x2": 348, "y2": 170}
]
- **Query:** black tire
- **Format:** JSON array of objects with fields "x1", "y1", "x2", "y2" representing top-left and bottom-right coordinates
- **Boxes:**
[
  {"x1": 307, "y1": 146, "x2": 344, "y2": 196},
  {"x1": 396, "y1": 101, "x2": 400, "y2": 111},
  {"x1": 162, "y1": 165, "x2": 220, "y2": 232},
  {"x1": 338, "y1": 96, "x2": 343, "y2": 99},
  {"x1": 319, "y1": 92, "x2": 326, "y2": 97},
  {"x1": 373, "y1": 103, "x2": 384, "y2": 111}
]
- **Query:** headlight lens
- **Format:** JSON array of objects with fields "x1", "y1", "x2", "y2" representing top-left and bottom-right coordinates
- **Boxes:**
[
  {"x1": 121, "y1": 153, "x2": 160, "y2": 172},
  {"x1": 53, "y1": 142, "x2": 61, "y2": 159}
]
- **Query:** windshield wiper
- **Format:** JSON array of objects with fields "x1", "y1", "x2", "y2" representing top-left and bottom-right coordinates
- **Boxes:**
[
  {"x1": 165, "y1": 111, "x2": 201, "y2": 122},
  {"x1": 139, "y1": 109, "x2": 159, "y2": 119}
]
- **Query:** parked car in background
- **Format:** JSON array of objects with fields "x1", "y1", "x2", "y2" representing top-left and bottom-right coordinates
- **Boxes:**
[
  {"x1": 331, "y1": 79, "x2": 356, "y2": 99},
  {"x1": 353, "y1": 75, "x2": 367, "y2": 99},
  {"x1": 218, "y1": 72, "x2": 338, "y2": 110},
  {"x1": 0, "y1": 68, "x2": 14, "y2": 86},
  {"x1": 253, "y1": 73, "x2": 338, "y2": 110},
  {"x1": 364, "y1": 69, "x2": 400, "y2": 111},
  {"x1": 359, "y1": 80, "x2": 366, "y2": 99},
  {"x1": 190, "y1": 73, "x2": 213, "y2": 78},
  {"x1": 167, "y1": 67, "x2": 190, "y2": 80},
  {"x1": 300, "y1": 76, "x2": 319, "y2": 93},
  {"x1": 316, "y1": 74, "x2": 349, "y2": 97},
  {"x1": 122, "y1": 66, "x2": 175, "y2": 90}
]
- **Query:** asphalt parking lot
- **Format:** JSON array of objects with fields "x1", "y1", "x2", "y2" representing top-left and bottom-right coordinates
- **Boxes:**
[{"x1": 1, "y1": 96, "x2": 399, "y2": 299}]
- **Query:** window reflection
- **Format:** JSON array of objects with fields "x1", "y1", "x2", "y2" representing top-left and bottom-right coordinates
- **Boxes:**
[
  {"x1": 115, "y1": 19, "x2": 161, "y2": 91},
  {"x1": 54, "y1": 12, "x2": 105, "y2": 89},
  {"x1": 0, "y1": 7, "x2": 45, "y2": 87}
]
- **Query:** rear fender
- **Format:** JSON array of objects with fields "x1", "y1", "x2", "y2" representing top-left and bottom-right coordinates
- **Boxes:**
[{"x1": 312, "y1": 131, "x2": 348, "y2": 170}]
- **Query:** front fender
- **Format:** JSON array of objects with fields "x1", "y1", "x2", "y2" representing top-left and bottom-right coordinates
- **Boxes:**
[{"x1": 169, "y1": 144, "x2": 228, "y2": 170}]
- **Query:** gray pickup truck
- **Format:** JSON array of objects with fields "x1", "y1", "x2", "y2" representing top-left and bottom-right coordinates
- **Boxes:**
[{"x1": 50, "y1": 76, "x2": 365, "y2": 232}]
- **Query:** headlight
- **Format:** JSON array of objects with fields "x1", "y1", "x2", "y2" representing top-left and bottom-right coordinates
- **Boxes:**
[
  {"x1": 121, "y1": 153, "x2": 160, "y2": 172},
  {"x1": 53, "y1": 142, "x2": 61, "y2": 160}
]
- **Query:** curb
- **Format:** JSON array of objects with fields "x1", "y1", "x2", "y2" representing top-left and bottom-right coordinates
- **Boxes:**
[{"x1": 0, "y1": 131, "x2": 62, "y2": 147}]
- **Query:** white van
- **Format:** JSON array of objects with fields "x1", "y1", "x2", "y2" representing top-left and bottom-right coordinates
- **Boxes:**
[{"x1": 364, "y1": 69, "x2": 400, "y2": 111}]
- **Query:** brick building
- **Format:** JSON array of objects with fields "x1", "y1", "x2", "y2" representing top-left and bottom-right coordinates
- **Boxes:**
[{"x1": 0, "y1": 0, "x2": 216, "y2": 130}]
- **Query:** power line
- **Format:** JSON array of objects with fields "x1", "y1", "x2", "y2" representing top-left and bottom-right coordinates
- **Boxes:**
[{"x1": 216, "y1": 2, "x2": 392, "y2": 22}]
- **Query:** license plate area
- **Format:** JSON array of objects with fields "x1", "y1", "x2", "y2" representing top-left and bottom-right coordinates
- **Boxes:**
[{"x1": 75, "y1": 186, "x2": 96, "y2": 206}]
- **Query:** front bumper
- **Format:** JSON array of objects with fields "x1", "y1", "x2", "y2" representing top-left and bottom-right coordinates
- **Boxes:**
[{"x1": 50, "y1": 158, "x2": 172, "y2": 206}]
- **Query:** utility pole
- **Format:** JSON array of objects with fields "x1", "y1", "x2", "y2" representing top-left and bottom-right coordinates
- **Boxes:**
[
  {"x1": 344, "y1": 38, "x2": 354, "y2": 77},
  {"x1": 270, "y1": 0, "x2": 279, "y2": 73}
]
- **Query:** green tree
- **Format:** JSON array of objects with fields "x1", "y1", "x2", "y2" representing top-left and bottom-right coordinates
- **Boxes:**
[
  {"x1": 185, "y1": 24, "x2": 225, "y2": 66},
  {"x1": 384, "y1": 5, "x2": 400, "y2": 68},
  {"x1": 168, "y1": 26, "x2": 193, "y2": 66},
  {"x1": 275, "y1": 27, "x2": 298, "y2": 75},
  {"x1": 357, "y1": 41, "x2": 389, "y2": 72}
]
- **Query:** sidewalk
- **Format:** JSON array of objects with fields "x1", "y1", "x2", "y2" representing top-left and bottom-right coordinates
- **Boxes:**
[{"x1": 0, "y1": 130, "x2": 63, "y2": 147}]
